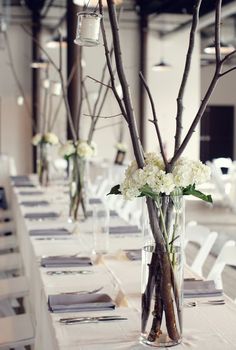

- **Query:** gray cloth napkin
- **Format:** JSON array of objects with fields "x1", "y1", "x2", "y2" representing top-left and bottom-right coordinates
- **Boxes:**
[
  {"x1": 21, "y1": 201, "x2": 49, "y2": 207},
  {"x1": 11, "y1": 175, "x2": 30, "y2": 182},
  {"x1": 89, "y1": 198, "x2": 102, "y2": 205},
  {"x1": 109, "y1": 225, "x2": 141, "y2": 234},
  {"x1": 125, "y1": 249, "x2": 142, "y2": 260},
  {"x1": 24, "y1": 212, "x2": 59, "y2": 219},
  {"x1": 19, "y1": 191, "x2": 44, "y2": 195},
  {"x1": 14, "y1": 183, "x2": 35, "y2": 188},
  {"x1": 183, "y1": 280, "x2": 223, "y2": 298},
  {"x1": 87, "y1": 210, "x2": 118, "y2": 217},
  {"x1": 41, "y1": 256, "x2": 92, "y2": 268},
  {"x1": 29, "y1": 228, "x2": 70, "y2": 236},
  {"x1": 48, "y1": 293, "x2": 115, "y2": 313}
]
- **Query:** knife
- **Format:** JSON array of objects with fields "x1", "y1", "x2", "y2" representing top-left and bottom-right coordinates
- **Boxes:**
[{"x1": 59, "y1": 315, "x2": 128, "y2": 324}]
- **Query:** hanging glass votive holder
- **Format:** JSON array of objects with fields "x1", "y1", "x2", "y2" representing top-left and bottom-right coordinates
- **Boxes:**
[
  {"x1": 51, "y1": 81, "x2": 62, "y2": 96},
  {"x1": 74, "y1": 12, "x2": 102, "y2": 47}
]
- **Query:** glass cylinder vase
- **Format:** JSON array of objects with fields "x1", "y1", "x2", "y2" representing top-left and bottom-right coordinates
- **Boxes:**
[
  {"x1": 37, "y1": 143, "x2": 50, "y2": 187},
  {"x1": 141, "y1": 194, "x2": 185, "y2": 347},
  {"x1": 69, "y1": 154, "x2": 87, "y2": 221}
]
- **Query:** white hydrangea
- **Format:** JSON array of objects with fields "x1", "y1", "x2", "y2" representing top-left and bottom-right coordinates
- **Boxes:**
[
  {"x1": 172, "y1": 158, "x2": 211, "y2": 187},
  {"x1": 120, "y1": 155, "x2": 211, "y2": 200},
  {"x1": 77, "y1": 141, "x2": 94, "y2": 159},
  {"x1": 144, "y1": 152, "x2": 165, "y2": 170},
  {"x1": 44, "y1": 132, "x2": 59, "y2": 145},
  {"x1": 32, "y1": 133, "x2": 42, "y2": 145},
  {"x1": 59, "y1": 141, "x2": 75, "y2": 158}
]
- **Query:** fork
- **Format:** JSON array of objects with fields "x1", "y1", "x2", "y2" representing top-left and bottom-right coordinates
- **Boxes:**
[{"x1": 185, "y1": 299, "x2": 225, "y2": 307}]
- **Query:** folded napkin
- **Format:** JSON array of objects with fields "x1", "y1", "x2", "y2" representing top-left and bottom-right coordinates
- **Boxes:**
[
  {"x1": 109, "y1": 225, "x2": 141, "y2": 234},
  {"x1": 48, "y1": 293, "x2": 115, "y2": 313},
  {"x1": 125, "y1": 249, "x2": 142, "y2": 261},
  {"x1": 29, "y1": 228, "x2": 70, "y2": 236},
  {"x1": 183, "y1": 280, "x2": 223, "y2": 298},
  {"x1": 20, "y1": 201, "x2": 49, "y2": 207},
  {"x1": 13, "y1": 183, "x2": 35, "y2": 188},
  {"x1": 89, "y1": 198, "x2": 102, "y2": 205},
  {"x1": 24, "y1": 212, "x2": 59, "y2": 220},
  {"x1": 87, "y1": 210, "x2": 118, "y2": 217},
  {"x1": 41, "y1": 256, "x2": 92, "y2": 268},
  {"x1": 19, "y1": 191, "x2": 44, "y2": 195},
  {"x1": 11, "y1": 175, "x2": 30, "y2": 182}
]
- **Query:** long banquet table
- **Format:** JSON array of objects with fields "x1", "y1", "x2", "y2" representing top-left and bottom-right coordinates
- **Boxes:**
[{"x1": 10, "y1": 179, "x2": 236, "y2": 350}]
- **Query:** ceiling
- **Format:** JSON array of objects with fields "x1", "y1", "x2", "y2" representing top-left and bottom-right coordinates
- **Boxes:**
[{"x1": 1, "y1": 0, "x2": 236, "y2": 65}]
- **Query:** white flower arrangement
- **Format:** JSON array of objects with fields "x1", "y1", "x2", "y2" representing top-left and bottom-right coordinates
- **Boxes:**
[
  {"x1": 59, "y1": 141, "x2": 75, "y2": 158},
  {"x1": 77, "y1": 141, "x2": 95, "y2": 159},
  {"x1": 119, "y1": 152, "x2": 211, "y2": 201},
  {"x1": 31, "y1": 132, "x2": 59, "y2": 146},
  {"x1": 44, "y1": 132, "x2": 59, "y2": 145},
  {"x1": 115, "y1": 142, "x2": 127, "y2": 152},
  {"x1": 59, "y1": 140, "x2": 97, "y2": 160},
  {"x1": 32, "y1": 133, "x2": 42, "y2": 146}
]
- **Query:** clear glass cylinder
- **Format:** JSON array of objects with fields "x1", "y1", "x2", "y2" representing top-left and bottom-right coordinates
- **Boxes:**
[
  {"x1": 74, "y1": 12, "x2": 102, "y2": 47},
  {"x1": 37, "y1": 143, "x2": 50, "y2": 187},
  {"x1": 69, "y1": 154, "x2": 87, "y2": 221},
  {"x1": 140, "y1": 195, "x2": 185, "y2": 347},
  {"x1": 92, "y1": 203, "x2": 110, "y2": 255}
]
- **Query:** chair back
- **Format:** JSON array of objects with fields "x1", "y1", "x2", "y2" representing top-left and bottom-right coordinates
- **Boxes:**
[
  {"x1": 185, "y1": 223, "x2": 218, "y2": 276},
  {"x1": 207, "y1": 240, "x2": 236, "y2": 290}
]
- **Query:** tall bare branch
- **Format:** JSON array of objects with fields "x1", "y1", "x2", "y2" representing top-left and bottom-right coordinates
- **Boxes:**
[{"x1": 174, "y1": 0, "x2": 202, "y2": 152}]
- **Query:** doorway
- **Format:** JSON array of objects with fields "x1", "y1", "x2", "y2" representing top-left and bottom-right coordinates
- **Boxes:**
[{"x1": 200, "y1": 105, "x2": 234, "y2": 163}]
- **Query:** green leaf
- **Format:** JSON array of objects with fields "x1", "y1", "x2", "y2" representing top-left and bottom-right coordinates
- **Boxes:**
[
  {"x1": 182, "y1": 184, "x2": 213, "y2": 203},
  {"x1": 107, "y1": 184, "x2": 122, "y2": 196},
  {"x1": 139, "y1": 184, "x2": 158, "y2": 200}
]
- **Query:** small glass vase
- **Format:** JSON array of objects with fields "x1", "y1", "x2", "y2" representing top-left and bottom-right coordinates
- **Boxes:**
[
  {"x1": 37, "y1": 143, "x2": 50, "y2": 187},
  {"x1": 140, "y1": 194, "x2": 185, "y2": 347},
  {"x1": 68, "y1": 154, "x2": 87, "y2": 221}
]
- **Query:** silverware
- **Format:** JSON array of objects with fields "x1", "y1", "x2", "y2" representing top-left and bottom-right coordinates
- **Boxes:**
[
  {"x1": 60, "y1": 286, "x2": 103, "y2": 295},
  {"x1": 35, "y1": 237, "x2": 72, "y2": 241},
  {"x1": 185, "y1": 299, "x2": 225, "y2": 307},
  {"x1": 46, "y1": 270, "x2": 94, "y2": 276},
  {"x1": 59, "y1": 315, "x2": 128, "y2": 324}
]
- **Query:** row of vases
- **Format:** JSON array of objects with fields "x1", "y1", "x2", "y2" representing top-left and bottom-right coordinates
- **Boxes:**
[{"x1": 36, "y1": 144, "x2": 185, "y2": 348}]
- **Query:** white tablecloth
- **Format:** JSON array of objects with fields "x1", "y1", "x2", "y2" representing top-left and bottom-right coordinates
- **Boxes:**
[{"x1": 11, "y1": 181, "x2": 236, "y2": 350}]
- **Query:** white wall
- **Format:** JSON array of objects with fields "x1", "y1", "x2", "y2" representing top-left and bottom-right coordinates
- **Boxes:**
[
  {"x1": 0, "y1": 16, "x2": 32, "y2": 174},
  {"x1": 146, "y1": 29, "x2": 201, "y2": 161}
]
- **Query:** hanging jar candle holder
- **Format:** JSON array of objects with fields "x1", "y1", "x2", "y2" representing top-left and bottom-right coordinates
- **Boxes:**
[
  {"x1": 51, "y1": 81, "x2": 62, "y2": 96},
  {"x1": 74, "y1": 12, "x2": 102, "y2": 47}
]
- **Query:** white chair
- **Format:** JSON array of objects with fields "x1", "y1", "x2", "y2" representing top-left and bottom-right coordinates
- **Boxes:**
[
  {"x1": 212, "y1": 157, "x2": 233, "y2": 174},
  {"x1": 0, "y1": 209, "x2": 12, "y2": 221},
  {"x1": 0, "y1": 235, "x2": 17, "y2": 252},
  {"x1": 0, "y1": 253, "x2": 21, "y2": 274},
  {"x1": 0, "y1": 314, "x2": 34, "y2": 349},
  {"x1": 0, "y1": 221, "x2": 14, "y2": 236},
  {"x1": 185, "y1": 223, "x2": 218, "y2": 277},
  {"x1": 207, "y1": 240, "x2": 236, "y2": 290},
  {"x1": 0, "y1": 276, "x2": 29, "y2": 317}
]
